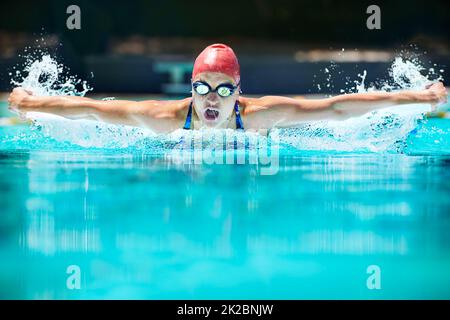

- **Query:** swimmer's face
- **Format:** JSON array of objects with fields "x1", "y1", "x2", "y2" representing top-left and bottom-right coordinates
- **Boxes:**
[{"x1": 191, "y1": 72, "x2": 240, "y2": 128}]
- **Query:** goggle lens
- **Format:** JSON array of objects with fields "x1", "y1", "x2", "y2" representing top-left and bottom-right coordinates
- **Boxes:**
[
  {"x1": 217, "y1": 86, "x2": 233, "y2": 97},
  {"x1": 194, "y1": 84, "x2": 209, "y2": 95}
]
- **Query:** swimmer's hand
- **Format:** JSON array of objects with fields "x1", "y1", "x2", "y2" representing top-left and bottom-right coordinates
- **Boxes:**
[
  {"x1": 7, "y1": 87, "x2": 34, "y2": 113},
  {"x1": 420, "y1": 82, "x2": 448, "y2": 110}
]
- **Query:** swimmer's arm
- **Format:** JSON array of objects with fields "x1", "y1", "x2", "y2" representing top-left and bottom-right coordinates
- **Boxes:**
[
  {"x1": 322, "y1": 84, "x2": 447, "y2": 116},
  {"x1": 241, "y1": 82, "x2": 447, "y2": 128},
  {"x1": 8, "y1": 88, "x2": 189, "y2": 133}
]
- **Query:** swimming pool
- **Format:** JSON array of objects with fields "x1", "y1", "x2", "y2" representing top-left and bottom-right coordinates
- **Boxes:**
[{"x1": 1, "y1": 116, "x2": 450, "y2": 299}]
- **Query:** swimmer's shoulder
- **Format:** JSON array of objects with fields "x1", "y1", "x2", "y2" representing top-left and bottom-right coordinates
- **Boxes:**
[
  {"x1": 239, "y1": 96, "x2": 267, "y2": 116},
  {"x1": 172, "y1": 97, "x2": 192, "y2": 120},
  {"x1": 140, "y1": 97, "x2": 191, "y2": 120}
]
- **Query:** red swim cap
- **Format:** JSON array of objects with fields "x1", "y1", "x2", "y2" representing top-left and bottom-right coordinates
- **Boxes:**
[{"x1": 192, "y1": 44, "x2": 240, "y2": 83}]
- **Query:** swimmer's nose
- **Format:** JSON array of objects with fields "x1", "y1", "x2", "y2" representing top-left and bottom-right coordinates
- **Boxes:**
[{"x1": 207, "y1": 92, "x2": 219, "y2": 102}]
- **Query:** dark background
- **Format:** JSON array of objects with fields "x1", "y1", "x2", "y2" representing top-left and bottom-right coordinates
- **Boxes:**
[{"x1": 0, "y1": 0, "x2": 449, "y2": 94}]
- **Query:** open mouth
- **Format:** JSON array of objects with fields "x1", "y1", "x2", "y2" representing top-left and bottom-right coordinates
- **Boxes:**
[{"x1": 204, "y1": 108, "x2": 219, "y2": 121}]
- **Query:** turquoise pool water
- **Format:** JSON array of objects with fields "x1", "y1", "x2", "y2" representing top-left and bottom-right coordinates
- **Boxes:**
[{"x1": 1, "y1": 117, "x2": 450, "y2": 299}]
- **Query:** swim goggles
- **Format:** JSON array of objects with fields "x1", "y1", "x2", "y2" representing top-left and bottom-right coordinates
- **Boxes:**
[{"x1": 192, "y1": 81, "x2": 240, "y2": 98}]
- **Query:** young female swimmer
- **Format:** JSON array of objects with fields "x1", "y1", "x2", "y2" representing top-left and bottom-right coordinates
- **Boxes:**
[{"x1": 8, "y1": 44, "x2": 448, "y2": 133}]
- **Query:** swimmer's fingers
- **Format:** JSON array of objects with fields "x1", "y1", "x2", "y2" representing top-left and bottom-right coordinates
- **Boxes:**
[
  {"x1": 437, "y1": 84, "x2": 448, "y2": 104},
  {"x1": 7, "y1": 92, "x2": 18, "y2": 110},
  {"x1": 430, "y1": 86, "x2": 448, "y2": 112},
  {"x1": 425, "y1": 82, "x2": 447, "y2": 105},
  {"x1": 7, "y1": 102, "x2": 21, "y2": 115},
  {"x1": 11, "y1": 87, "x2": 33, "y2": 96},
  {"x1": 8, "y1": 87, "x2": 33, "y2": 113}
]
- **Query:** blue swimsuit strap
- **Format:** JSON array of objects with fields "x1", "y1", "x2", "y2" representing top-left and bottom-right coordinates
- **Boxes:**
[
  {"x1": 183, "y1": 100, "x2": 244, "y2": 130},
  {"x1": 234, "y1": 101, "x2": 244, "y2": 130},
  {"x1": 183, "y1": 101, "x2": 193, "y2": 130}
]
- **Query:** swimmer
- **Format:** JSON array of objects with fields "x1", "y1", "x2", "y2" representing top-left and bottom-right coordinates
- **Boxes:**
[{"x1": 8, "y1": 44, "x2": 448, "y2": 133}]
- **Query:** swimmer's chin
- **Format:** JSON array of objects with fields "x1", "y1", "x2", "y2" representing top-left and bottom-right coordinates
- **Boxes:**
[
  {"x1": 201, "y1": 119, "x2": 220, "y2": 127},
  {"x1": 199, "y1": 116, "x2": 228, "y2": 129}
]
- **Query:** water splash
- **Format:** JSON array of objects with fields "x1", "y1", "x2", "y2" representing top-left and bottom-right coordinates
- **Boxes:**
[
  {"x1": 7, "y1": 52, "x2": 445, "y2": 154},
  {"x1": 11, "y1": 54, "x2": 91, "y2": 97},
  {"x1": 319, "y1": 52, "x2": 443, "y2": 94},
  {"x1": 283, "y1": 56, "x2": 442, "y2": 152},
  {"x1": 277, "y1": 105, "x2": 428, "y2": 153},
  {"x1": 374, "y1": 57, "x2": 441, "y2": 93}
]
